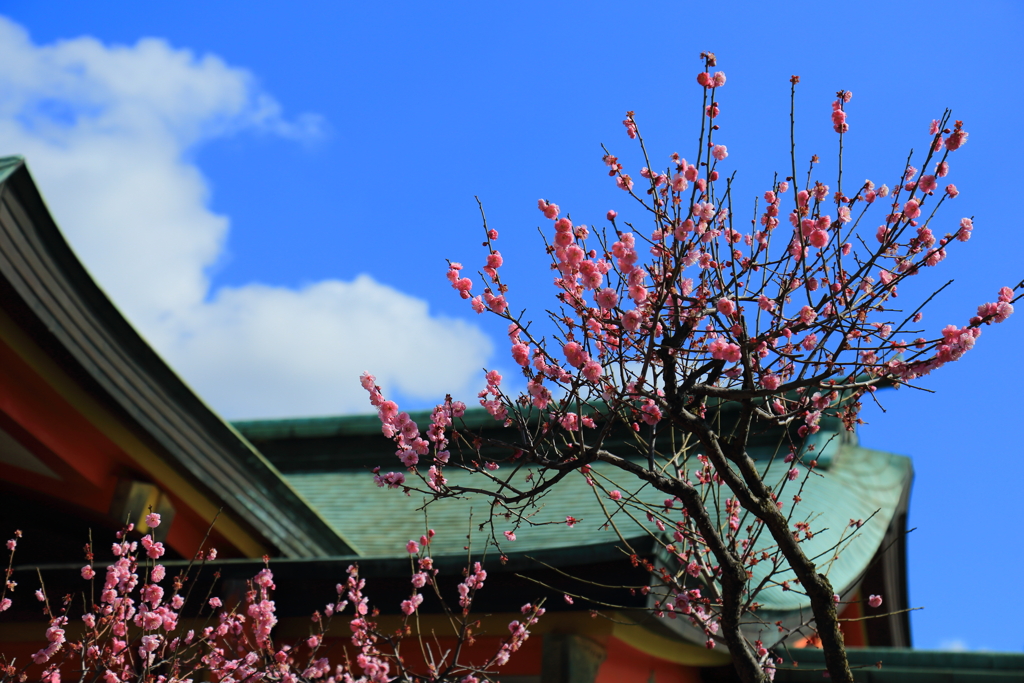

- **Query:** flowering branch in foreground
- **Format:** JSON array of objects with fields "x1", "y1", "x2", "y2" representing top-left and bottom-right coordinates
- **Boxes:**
[
  {"x1": 364, "y1": 52, "x2": 1019, "y2": 683},
  {"x1": 1, "y1": 519, "x2": 542, "y2": 683}
]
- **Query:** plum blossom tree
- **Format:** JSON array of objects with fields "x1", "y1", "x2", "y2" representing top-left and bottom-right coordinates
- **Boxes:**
[
  {"x1": 362, "y1": 52, "x2": 1021, "y2": 683},
  {"x1": 0, "y1": 519, "x2": 543, "y2": 683}
]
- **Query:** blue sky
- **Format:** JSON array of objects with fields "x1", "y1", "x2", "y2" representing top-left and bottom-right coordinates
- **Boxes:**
[{"x1": 1, "y1": 0, "x2": 1020, "y2": 652}]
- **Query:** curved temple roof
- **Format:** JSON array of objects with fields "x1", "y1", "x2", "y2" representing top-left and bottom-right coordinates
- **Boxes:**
[
  {"x1": 236, "y1": 408, "x2": 913, "y2": 646},
  {"x1": 0, "y1": 157, "x2": 352, "y2": 558}
]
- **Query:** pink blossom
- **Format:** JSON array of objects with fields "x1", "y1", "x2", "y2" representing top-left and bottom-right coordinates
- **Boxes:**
[
  {"x1": 956, "y1": 217, "x2": 973, "y2": 242},
  {"x1": 808, "y1": 229, "x2": 829, "y2": 249},
  {"x1": 0, "y1": 598, "x2": 10, "y2": 612},
  {"x1": 406, "y1": 540, "x2": 420, "y2": 554},
  {"x1": 566, "y1": 516, "x2": 579, "y2": 528},
  {"x1": 787, "y1": 468, "x2": 799, "y2": 481},
  {"x1": 401, "y1": 593, "x2": 423, "y2": 616},
  {"x1": 538, "y1": 199, "x2": 560, "y2": 220},
  {"x1": 607, "y1": 210, "x2": 617, "y2": 221},
  {"x1": 712, "y1": 71, "x2": 726, "y2": 87},
  {"x1": 595, "y1": 288, "x2": 618, "y2": 310},
  {"x1": 209, "y1": 597, "x2": 222, "y2": 608},
  {"x1": 709, "y1": 338, "x2": 741, "y2": 363},
  {"x1": 559, "y1": 413, "x2": 580, "y2": 432},
  {"x1": 582, "y1": 360, "x2": 603, "y2": 383},
  {"x1": 798, "y1": 306, "x2": 817, "y2": 324},
  {"x1": 868, "y1": 594, "x2": 883, "y2": 608},
  {"x1": 945, "y1": 129, "x2": 968, "y2": 151},
  {"x1": 711, "y1": 145, "x2": 728, "y2": 161},
  {"x1": 511, "y1": 343, "x2": 530, "y2": 366},
  {"x1": 484, "y1": 251, "x2": 503, "y2": 278},
  {"x1": 761, "y1": 374, "x2": 780, "y2": 391},
  {"x1": 609, "y1": 490, "x2": 622, "y2": 502},
  {"x1": 903, "y1": 199, "x2": 921, "y2": 220},
  {"x1": 145, "y1": 513, "x2": 161, "y2": 529},
  {"x1": 716, "y1": 298, "x2": 736, "y2": 317},
  {"x1": 81, "y1": 565, "x2": 95, "y2": 580},
  {"x1": 504, "y1": 531, "x2": 516, "y2": 542},
  {"x1": 563, "y1": 341, "x2": 587, "y2": 368}
]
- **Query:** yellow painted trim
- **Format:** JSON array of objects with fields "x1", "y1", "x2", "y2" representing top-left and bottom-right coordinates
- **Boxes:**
[
  {"x1": 0, "y1": 306, "x2": 268, "y2": 558},
  {"x1": 610, "y1": 614, "x2": 731, "y2": 666}
]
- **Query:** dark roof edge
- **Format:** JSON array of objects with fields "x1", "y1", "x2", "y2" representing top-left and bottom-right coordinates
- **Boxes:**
[
  {"x1": 0, "y1": 158, "x2": 352, "y2": 557},
  {"x1": 778, "y1": 646, "x2": 1024, "y2": 672}
]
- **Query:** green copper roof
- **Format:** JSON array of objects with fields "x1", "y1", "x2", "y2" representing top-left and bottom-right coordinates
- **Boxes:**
[{"x1": 280, "y1": 427, "x2": 910, "y2": 614}]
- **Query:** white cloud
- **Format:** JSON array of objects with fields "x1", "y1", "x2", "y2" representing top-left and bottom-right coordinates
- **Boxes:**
[{"x1": 0, "y1": 17, "x2": 492, "y2": 418}]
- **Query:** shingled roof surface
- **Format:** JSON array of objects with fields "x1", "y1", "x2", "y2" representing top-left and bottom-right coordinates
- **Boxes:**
[{"x1": 234, "y1": 409, "x2": 912, "y2": 616}]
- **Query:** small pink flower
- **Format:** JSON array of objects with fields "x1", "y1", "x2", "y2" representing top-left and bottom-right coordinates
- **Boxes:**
[
  {"x1": 81, "y1": 566, "x2": 95, "y2": 580},
  {"x1": 609, "y1": 491, "x2": 622, "y2": 502},
  {"x1": 945, "y1": 129, "x2": 968, "y2": 151},
  {"x1": 208, "y1": 597, "x2": 222, "y2": 608},
  {"x1": 716, "y1": 298, "x2": 736, "y2": 317},
  {"x1": 606, "y1": 210, "x2": 617, "y2": 221},
  {"x1": 537, "y1": 199, "x2": 559, "y2": 220},
  {"x1": 5, "y1": 539, "x2": 15, "y2": 551},
  {"x1": 406, "y1": 540, "x2": 420, "y2": 554},
  {"x1": 903, "y1": 199, "x2": 921, "y2": 220},
  {"x1": 711, "y1": 145, "x2": 728, "y2": 161},
  {"x1": 145, "y1": 513, "x2": 161, "y2": 529},
  {"x1": 787, "y1": 468, "x2": 799, "y2": 481},
  {"x1": 564, "y1": 594, "x2": 574, "y2": 604},
  {"x1": 808, "y1": 229, "x2": 829, "y2": 249},
  {"x1": 868, "y1": 594, "x2": 883, "y2": 608},
  {"x1": 35, "y1": 590, "x2": 44, "y2": 602},
  {"x1": 563, "y1": 342, "x2": 587, "y2": 368},
  {"x1": 504, "y1": 531, "x2": 516, "y2": 542},
  {"x1": 511, "y1": 343, "x2": 530, "y2": 367},
  {"x1": 582, "y1": 360, "x2": 603, "y2": 383},
  {"x1": 565, "y1": 516, "x2": 579, "y2": 528},
  {"x1": 595, "y1": 288, "x2": 618, "y2": 310}
]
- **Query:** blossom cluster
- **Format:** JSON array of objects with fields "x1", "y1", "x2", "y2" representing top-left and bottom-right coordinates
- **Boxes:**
[
  {"x1": 362, "y1": 52, "x2": 1019, "y2": 683},
  {"x1": 1, "y1": 520, "x2": 541, "y2": 683}
]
